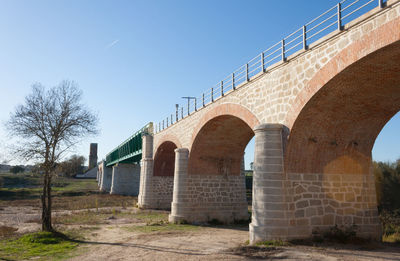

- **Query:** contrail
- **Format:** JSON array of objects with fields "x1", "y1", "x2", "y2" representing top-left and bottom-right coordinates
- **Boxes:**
[{"x1": 105, "y1": 39, "x2": 119, "y2": 50}]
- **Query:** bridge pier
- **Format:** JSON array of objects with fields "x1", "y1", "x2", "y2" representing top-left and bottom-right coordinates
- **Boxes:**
[
  {"x1": 138, "y1": 134, "x2": 155, "y2": 208},
  {"x1": 138, "y1": 134, "x2": 175, "y2": 209},
  {"x1": 97, "y1": 164, "x2": 101, "y2": 187},
  {"x1": 249, "y1": 123, "x2": 290, "y2": 243},
  {"x1": 110, "y1": 163, "x2": 140, "y2": 196},
  {"x1": 99, "y1": 161, "x2": 113, "y2": 193},
  {"x1": 169, "y1": 148, "x2": 189, "y2": 223},
  {"x1": 169, "y1": 148, "x2": 248, "y2": 224},
  {"x1": 249, "y1": 123, "x2": 382, "y2": 243},
  {"x1": 138, "y1": 158, "x2": 154, "y2": 208}
]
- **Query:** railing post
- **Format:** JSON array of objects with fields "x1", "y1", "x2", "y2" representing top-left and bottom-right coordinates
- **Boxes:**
[
  {"x1": 303, "y1": 25, "x2": 307, "y2": 50},
  {"x1": 187, "y1": 99, "x2": 190, "y2": 116},
  {"x1": 167, "y1": 117, "x2": 169, "y2": 127},
  {"x1": 221, "y1": 81, "x2": 224, "y2": 96},
  {"x1": 281, "y1": 39, "x2": 285, "y2": 62},
  {"x1": 232, "y1": 73, "x2": 235, "y2": 90},
  {"x1": 211, "y1": 88, "x2": 214, "y2": 102},
  {"x1": 378, "y1": 0, "x2": 384, "y2": 8},
  {"x1": 202, "y1": 93, "x2": 205, "y2": 107},
  {"x1": 261, "y1": 52, "x2": 265, "y2": 72},
  {"x1": 246, "y1": 63, "x2": 249, "y2": 82},
  {"x1": 176, "y1": 106, "x2": 178, "y2": 122},
  {"x1": 181, "y1": 107, "x2": 183, "y2": 119},
  {"x1": 171, "y1": 114, "x2": 173, "y2": 124},
  {"x1": 337, "y1": 3, "x2": 342, "y2": 30},
  {"x1": 194, "y1": 98, "x2": 197, "y2": 111}
]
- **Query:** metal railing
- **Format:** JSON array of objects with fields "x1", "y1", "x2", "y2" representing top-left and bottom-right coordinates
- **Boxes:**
[
  {"x1": 155, "y1": 0, "x2": 386, "y2": 134},
  {"x1": 105, "y1": 122, "x2": 153, "y2": 166}
]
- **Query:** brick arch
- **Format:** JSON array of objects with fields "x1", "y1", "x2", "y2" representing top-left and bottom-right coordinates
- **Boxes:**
[
  {"x1": 154, "y1": 134, "x2": 182, "y2": 153},
  {"x1": 153, "y1": 140, "x2": 178, "y2": 177},
  {"x1": 190, "y1": 103, "x2": 260, "y2": 150},
  {"x1": 285, "y1": 16, "x2": 400, "y2": 130},
  {"x1": 284, "y1": 17, "x2": 400, "y2": 174}
]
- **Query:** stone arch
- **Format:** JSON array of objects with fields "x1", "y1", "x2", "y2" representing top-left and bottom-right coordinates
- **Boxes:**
[
  {"x1": 176, "y1": 104, "x2": 258, "y2": 223},
  {"x1": 190, "y1": 103, "x2": 260, "y2": 149},
  {"x1": 284, "y1": 16, "x2": 400, "y2": 174},
  {"x1": 153, "y1": 141, "x2": 178, "y2": 177},
  {"x1": 282, "y1": 18, "x2": 400, "y2": 239},
  {"x1": 285, "y1": 16, "x2": 400, "y2": 130},
  {"x1": 188, "y1": 103, "x2": 260, "y2": 176},
  {"x1": 154, "y1": 134, "x2": 182, "y2": 152}
]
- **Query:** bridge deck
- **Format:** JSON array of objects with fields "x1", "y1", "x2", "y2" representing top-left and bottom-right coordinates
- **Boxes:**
[{"x1": 105, "y1": 123, "x2": 153, "y2": 167}]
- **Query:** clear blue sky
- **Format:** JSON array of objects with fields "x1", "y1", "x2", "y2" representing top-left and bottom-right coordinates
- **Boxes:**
[{"x1": 0, "y1": 0, "x2": 398, "y2": 167}]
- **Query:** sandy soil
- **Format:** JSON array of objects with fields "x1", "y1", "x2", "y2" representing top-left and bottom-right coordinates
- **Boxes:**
[
  {"x1": 2, "y1": 206, "x2": 400, "y2": 261},
  {"x1": 70, "y1": 221, "x2": 400, "y2": 261}
]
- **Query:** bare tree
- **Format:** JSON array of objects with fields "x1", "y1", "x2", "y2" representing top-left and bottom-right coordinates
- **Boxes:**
[{"x1": 6, "y1": 80, "x2": 98, "y2": 231}]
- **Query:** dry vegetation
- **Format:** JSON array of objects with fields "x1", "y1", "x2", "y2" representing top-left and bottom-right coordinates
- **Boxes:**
[{"x1": 1, "y1": 167, "x2": 400, "y2": 260}]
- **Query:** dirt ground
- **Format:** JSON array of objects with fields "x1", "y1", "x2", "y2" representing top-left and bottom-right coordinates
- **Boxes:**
[
  {"x1": 69, "y1": 225, "x2": 400, "y2": 261},
  {"x1": 2, "y1": 206, "x2": 400, "y2": 260}
]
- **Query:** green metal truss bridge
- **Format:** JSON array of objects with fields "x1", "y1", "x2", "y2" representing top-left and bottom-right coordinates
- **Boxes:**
[{"x1": 105, "y1": 122, "x2": 153, "y2": 167}]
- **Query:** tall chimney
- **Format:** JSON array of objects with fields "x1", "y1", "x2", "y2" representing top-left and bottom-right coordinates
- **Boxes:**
[{"x1": 88, "y1": 143, "x2": 98, "y2": 169}]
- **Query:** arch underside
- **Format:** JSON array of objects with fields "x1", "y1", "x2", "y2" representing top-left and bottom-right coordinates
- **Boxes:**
[
  {"x1": 180, "y1": 114, "x2": 254, "y2": 223},
  {"x1": 189, "y1": 115, "x2": 254, "y2": 176},
  {"x1": 282, "y1": 39, "x2": 400, "y2": 239},
  {"x1": 154, "y1": 141, "x2": 177, "y2": 177},
  {"x1": 151, "y1": 141, "x2": 177, "y2": 210},
  {"x1": 286, "y1": 40, "x2": 400, "y2": 175}
]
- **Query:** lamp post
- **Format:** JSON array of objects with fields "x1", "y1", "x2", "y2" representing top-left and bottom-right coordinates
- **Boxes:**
[{"x1": 181, "y1": 97, "x2": 196, "y2": 116}]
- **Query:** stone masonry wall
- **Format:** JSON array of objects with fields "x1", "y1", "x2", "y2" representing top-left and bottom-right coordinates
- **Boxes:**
[
  {"x1": 286, "y1": 172, "x2": 380, "y2": 239},
  {"x1": 151, "y1": 176, "x2": 174, "y2": 209},
  {"x1": 176, "y1": 174, "x2": 248, "y2": 223}
]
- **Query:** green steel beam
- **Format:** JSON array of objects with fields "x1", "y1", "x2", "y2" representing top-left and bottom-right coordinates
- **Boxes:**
[{"x1": 105, "y1": 122, "x2": 153, "y2": 167}]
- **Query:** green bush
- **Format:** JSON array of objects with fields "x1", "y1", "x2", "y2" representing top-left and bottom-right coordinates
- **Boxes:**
[{"x1": 374, "y1": 159, "x2": 400, "y2": 211}]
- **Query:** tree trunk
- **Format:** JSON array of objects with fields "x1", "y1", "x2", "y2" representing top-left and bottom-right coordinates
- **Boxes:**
[{"x1": 41, "y1": 172, "x2": 53, "y2": 231}]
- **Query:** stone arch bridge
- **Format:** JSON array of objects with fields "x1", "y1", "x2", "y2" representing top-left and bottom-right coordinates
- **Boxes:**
[{"x1": 99, "y1": 0, "x2": 400, "y2": 243}]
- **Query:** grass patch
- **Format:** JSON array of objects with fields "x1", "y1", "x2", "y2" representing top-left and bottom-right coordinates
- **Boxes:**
[
  {"x1": 0, "y1": 231, "x2": 78, "y2": 260},
  {"x1": 54, "y1": 209, "x2": 169, "y2": 226},
  {"x1": 124, "y1": 223, "x2": 198, "y2": 233},
  {"x1": 134, "y1": 212, "x2": 169, "y2": 224},
  {"x1": 54, "y1": 211, "x2": 107, "y2": 225},
  {"x1": 255, "y1": 240, "x2": 289, "y2": 247}
]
